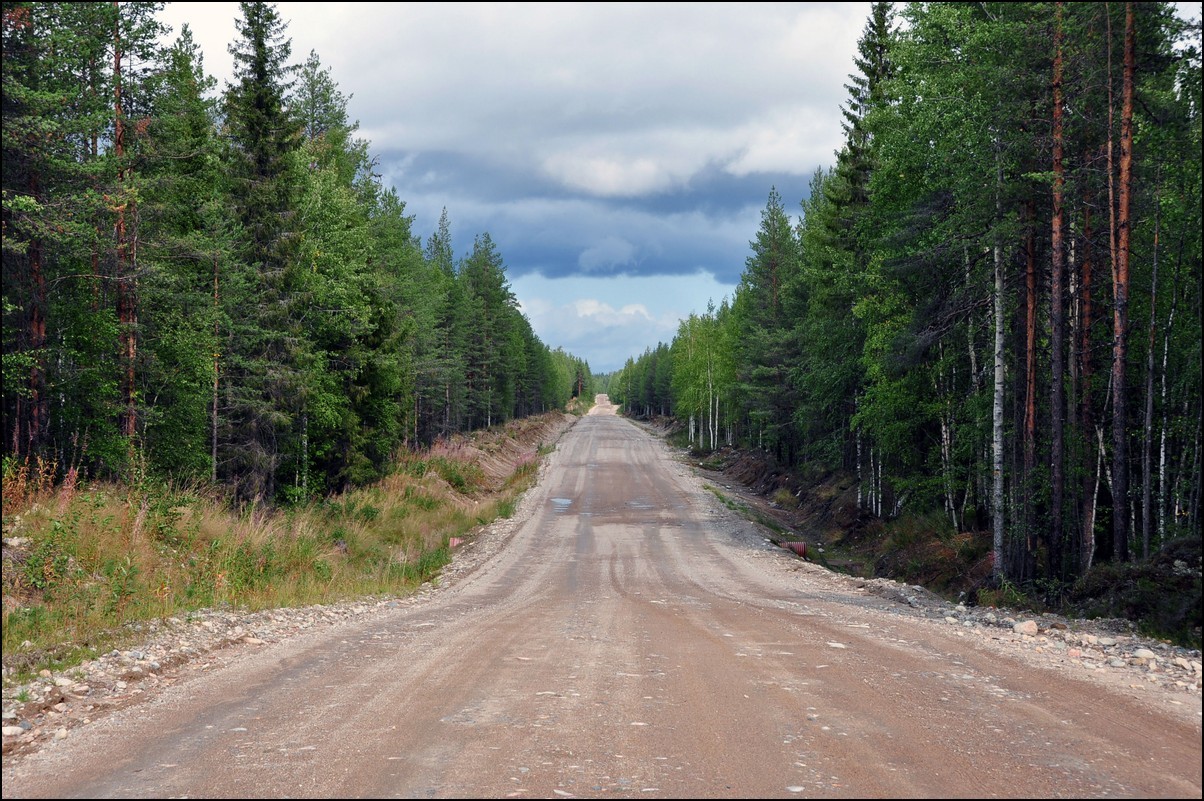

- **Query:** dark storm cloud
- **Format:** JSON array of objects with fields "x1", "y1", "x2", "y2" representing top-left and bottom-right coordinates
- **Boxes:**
[{"x1": 379, "y1": 149, "x2": 814, "y2": 285}]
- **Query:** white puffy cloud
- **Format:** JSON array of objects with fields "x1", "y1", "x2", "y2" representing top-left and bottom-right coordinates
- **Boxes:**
[
  {"x1": 542, "y1": 153, "x2": 680, "y2": 198},
  {"x1": 156, "y1": 2, "x2": 852, "y2": 367},
  {"x1": 160, "y1": 3, "x2": 864, "y2": 190},
  {"x1": 512, "y1": 272, "x2": 736, "y2": 372}
]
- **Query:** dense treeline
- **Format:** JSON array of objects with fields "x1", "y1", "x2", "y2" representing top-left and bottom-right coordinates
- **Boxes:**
[
  {"x1": 609, "y1": 2, "x2": 1201, "y2": 586},
  {"x1": 2, "y1": 1, "x2": 590, "y2": 505}
]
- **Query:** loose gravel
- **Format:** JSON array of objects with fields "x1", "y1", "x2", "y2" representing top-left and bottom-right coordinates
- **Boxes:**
[{"x1": 3, "y1": 438, "x2": 1200, "y2": 760}]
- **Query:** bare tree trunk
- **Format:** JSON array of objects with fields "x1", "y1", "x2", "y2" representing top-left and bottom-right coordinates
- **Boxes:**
[
  {"x1": 1049, "y1": 2, "x2": 1067, "y2": 577},
  {"x1": 1068, "y1": 216, "x2": 1082, "y2": 572},
  {"x1": 965, "y1": 246, "x2": 981, "y2": 394},
  {"x1": 1111, "y1": 2, "x2": 1134, "y2": 563},
  {"x1": 28, "y1": 195, "x2": 47, "y2": 457},
  {"x1": 1023, "y1": 201, "x2": 1039, "y2": 563},
  {"x1": 114, "y1": 3, "x2": 137, "y2": 445},
  {"x1": 856, "y1": 425, "x2": 864, "y2": 510},
  {"x1": 301, "y1": 411, "x2": 308, "y2": 495},
  {"x1": 876, "y1": 448, "x2": 883, "y2": 518},
  {"x1": 941, "y1": 413, "x2": 957, "y2": 530},
  {"x1": 1188, "y1": 416, "x2": 1201, "y2": 533},
  {"x1": 1157, "y1": 257, "x2": 1180, "y2": 541},
  {"x1": 1088, "y1": 423, "x2": 1105, "y2": 572},
  {"x1": 937, "y1": 345, "x2": 958, "y2": 531},
  {"x1": 703, "y1": 375, "x2": 712, "y2": 450}
]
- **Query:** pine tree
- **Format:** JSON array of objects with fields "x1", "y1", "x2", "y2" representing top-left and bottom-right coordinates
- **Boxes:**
[{"x1": 3, "y1": 2, "x2": 142, "y2": 470}]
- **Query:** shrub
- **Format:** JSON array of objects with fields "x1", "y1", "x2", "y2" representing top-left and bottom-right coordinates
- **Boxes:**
[{"x1": 1066, "y1": 537, "x2": 1201, "y2": 648}]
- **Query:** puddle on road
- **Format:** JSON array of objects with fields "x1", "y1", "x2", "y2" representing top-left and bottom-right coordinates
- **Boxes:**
[{"x1": 550, "y1": 498, "x2": 573, "y2": 512}]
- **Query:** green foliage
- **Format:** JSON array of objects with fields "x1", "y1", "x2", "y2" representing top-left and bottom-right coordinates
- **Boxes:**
[
  {"x1": 389, "y1": 545, "x2": 450, "y2": 585},
  {"x1": 2, "y1": 2, "x2": 587, "y2": 510},
  {"x1": 100, "y1": 556, "x2": 141, "y2": 614},
  {"x1": 614, "y1": 342, "x2": 674, "y2": 419},
  {"x1": 671, "y1": 300, "x2": 735, "y2": 452},
  {"x1": 733, "y1": 188, "x2": 803, "y2": 465},
  {"x1": 24, "y1": 519, "x2": 78, "y2": 594},
  {"x1": 1, "y1": 2, "x2": 1199, "y2": 654},
  {"x1": 615, "y1": 2, "x2": 1201, "y2": 610},
  {"x1": 976, "y1": 577, "x2": 1033, "y2": 612},
  {"x1": 220, "y1": 1, "x2": 305, "y2": 504},
  {"x1": 704, "y1": 485, "x2": 786, "y2": 535}
]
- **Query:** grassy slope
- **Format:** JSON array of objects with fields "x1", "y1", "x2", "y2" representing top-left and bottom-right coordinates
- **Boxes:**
[{"x1": 1, "y1": 408, "x2": 580, "y2": 682}]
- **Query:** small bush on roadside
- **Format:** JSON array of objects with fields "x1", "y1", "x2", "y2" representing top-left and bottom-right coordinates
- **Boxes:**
[{"x1": 771, "y1": 488, "x2": 798, "y2": 509}]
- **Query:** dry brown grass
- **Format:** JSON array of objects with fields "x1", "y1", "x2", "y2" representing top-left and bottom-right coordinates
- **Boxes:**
[{"x1": 2, "y1": 455, "x2": 59, "y2": 517}]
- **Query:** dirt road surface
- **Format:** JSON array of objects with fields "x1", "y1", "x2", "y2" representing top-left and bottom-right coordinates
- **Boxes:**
[{"x1": 2, "y1": 397, "x2": 1200, "y2": 799}]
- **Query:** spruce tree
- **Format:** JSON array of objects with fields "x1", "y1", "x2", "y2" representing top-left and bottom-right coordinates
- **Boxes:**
[
  {"x1": 222, "y1": 1, "x2": 302, "y2": 504},
  {"x1": 137, "y1": 23, "x2": 227, "y2": 479},
  {"x1": 735, "y1": 187, "x2": 801, "y2": 465}
]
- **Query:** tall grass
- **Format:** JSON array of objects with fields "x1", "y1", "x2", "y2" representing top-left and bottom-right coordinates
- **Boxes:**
[{"x1": 1, "y1": 416, "x2": 561, "y2": 681}]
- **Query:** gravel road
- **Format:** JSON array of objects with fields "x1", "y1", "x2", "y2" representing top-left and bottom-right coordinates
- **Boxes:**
[{"x1": 2, "y1": 397, "x2": 1200, "y2": 798}]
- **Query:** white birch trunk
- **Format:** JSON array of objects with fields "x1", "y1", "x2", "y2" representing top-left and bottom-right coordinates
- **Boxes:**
[
  {"x1": 1141, "y1": 193, "x2": 1161, "y2": 558},
  {"x1": 1157, "y1": 261, "x2": 1178, "y2": 541},
  {"x1": 991, "y1": 146, "x2": 1006, "y2": 579},
  {"x1": 856, "y1": 429, "x2": 863, "y2": 510}
]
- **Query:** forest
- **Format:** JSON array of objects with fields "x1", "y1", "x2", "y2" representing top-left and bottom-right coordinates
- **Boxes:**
[
  {"x1": 606, "y1": 2, "x2": 1202, "y2": 593},
  {"x1": 2, "y1": 2, "x2": 593, "y2": 508},
  {"x1": 2, "y1": 1, "x2": 1201, "y2": 618}
]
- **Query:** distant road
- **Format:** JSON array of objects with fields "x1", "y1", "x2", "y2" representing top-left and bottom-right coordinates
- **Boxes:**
[{"x1": 3, "y1": 394, "x2": 1200, "y2": 798}]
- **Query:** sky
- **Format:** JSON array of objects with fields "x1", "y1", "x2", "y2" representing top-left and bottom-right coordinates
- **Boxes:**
[{"x1": 156, "y1": 2, "x2": 1202, "y2": 374}]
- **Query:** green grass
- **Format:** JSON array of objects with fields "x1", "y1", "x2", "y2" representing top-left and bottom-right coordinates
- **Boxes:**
[
  {"x1": 705, "y1": 484, "x2": 786, "y2": 535},
  {"x1": 1, "y1": 415, "x2": 565, "y2": 684}
]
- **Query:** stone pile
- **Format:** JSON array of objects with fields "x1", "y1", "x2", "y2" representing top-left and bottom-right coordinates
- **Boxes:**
[{"x1": 855, "y1": 574, "x2": 1203, "y2": 698}]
